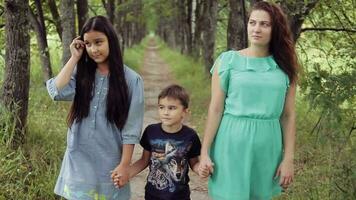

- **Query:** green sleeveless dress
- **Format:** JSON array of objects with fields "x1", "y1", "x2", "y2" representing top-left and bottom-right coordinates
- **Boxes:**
[{"x1": 208, "y1": 50, "x2": 290, "y2": 200}]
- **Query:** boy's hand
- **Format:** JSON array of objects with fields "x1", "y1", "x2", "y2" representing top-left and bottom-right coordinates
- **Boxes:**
[
  {"x1": 111, "y1": 164, "x2": 130, "y2": 188},
  {"x1": 198, "y1": 165, "x2": 211, "y2": 178},
  {"x1": 199, "y1": 154, "x2": 214, "y2": 176}
]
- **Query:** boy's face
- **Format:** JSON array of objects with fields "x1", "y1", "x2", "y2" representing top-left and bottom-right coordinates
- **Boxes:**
[{"x1": 158, "y1": 97, "x2": 188, "y2": 128}]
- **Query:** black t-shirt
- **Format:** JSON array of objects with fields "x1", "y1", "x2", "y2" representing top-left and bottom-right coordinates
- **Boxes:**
[{"x1": 140, "y1": 123, "x2": 201, "y2": 200}]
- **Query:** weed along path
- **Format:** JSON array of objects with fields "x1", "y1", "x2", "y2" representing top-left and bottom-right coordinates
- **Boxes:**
[{"x1": 129, "y1": 39, "x2": 209, "y2": 200}]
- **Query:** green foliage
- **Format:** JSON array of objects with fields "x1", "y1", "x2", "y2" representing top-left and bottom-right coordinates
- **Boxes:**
[
  {"x1": 156, "y1": 37, "x2": 210, "y2": 135},
  {"x1": 123, "y1": 38, "x2": 147, "y2": 72}
]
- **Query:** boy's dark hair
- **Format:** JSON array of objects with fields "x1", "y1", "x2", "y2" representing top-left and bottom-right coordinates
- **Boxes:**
[{"x1": 158, "y1": 84, "x2": 189, "y2": 109}]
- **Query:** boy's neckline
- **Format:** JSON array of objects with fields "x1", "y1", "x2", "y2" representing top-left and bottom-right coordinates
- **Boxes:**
[{"x1": 160, "y1": 123, "x2": 183, "y2": 134}]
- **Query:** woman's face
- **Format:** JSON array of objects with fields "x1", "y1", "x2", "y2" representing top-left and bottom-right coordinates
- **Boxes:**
[
  {"x1": 83, "y1": 30, "x2": 110, "y2": 64},
  {"x1": 247, "y1": 10, "x2": 272, "y2": 47}
]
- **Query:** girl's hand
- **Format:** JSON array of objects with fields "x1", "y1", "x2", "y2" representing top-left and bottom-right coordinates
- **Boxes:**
[
  {"x1": 275, "y1": 159, "x2": 294, "y2": 189},
  {"x1": 69, "y1": 36, "x2": 85, "y2": 60},
  {"x1": 199, "y1": 154, "x2": 214, "y2": 176},
  {"x1": 111, "y1": 164, "x2": 130, "y2": 188}
]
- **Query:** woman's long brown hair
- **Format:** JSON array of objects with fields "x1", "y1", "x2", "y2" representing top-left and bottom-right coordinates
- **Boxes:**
[
  {"x1": 251, "y1": 2, "x2": 299, "y2": 83},
  {"x1": 67, "y1": 16, "x2": 129, "y2": 130}
]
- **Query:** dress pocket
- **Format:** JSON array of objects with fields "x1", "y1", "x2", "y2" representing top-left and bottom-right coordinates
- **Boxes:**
[{"x1": 67, "y1": 124, "x2": 79, "y2": 151}]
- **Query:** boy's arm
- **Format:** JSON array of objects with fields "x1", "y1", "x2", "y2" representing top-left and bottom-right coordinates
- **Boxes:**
[
  {"x1": 129, "y1": 149, "x2": 151, "y2": 178},
  {"x1": 189, "y1": 157, "x2": 200, "y2": 174}
]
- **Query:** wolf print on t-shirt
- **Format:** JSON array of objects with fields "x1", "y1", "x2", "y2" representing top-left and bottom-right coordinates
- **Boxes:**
[{"x1": 147, "y1": 139, "x2": 192, "y2": 192}]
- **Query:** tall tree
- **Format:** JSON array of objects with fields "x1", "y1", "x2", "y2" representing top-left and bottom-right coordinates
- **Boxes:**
[
  {"x1": 77, "y1": 0, "x2": 88, "y2": 33},
  {"x1": 47, "y1": 0, "x2": 62, "y2": 41},
  {"x1": 29, "y1": 0, "x2": 52, "y2": 82},
  {"x1": 201, "y1": 0, "x2": 218, "y2": 72},
  {"x1": 192, "y1": 0, "x2": 204, "y2": 58},
  {"x1": 278, "y1": 0, "x2": 319, "y2": 42},
  {"x1": 1, "y1": 0, "x2": 30, "y2": 148},
  {"x1": 227, "y1": 0, "x2": 247, "y2": 50},
  {"x1": 60, "y1": 0, "x2": 75, "y2": 65}
]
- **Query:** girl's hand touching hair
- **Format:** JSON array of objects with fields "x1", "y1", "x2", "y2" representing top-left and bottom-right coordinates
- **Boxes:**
[{"x1": 70, "y1": 36, "x2": 85, "y2": 61}]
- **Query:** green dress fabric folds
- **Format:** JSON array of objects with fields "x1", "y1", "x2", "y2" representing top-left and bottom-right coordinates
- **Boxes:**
[{"x1": 209, "y1": 51, "x2": 290, "y2": 200}]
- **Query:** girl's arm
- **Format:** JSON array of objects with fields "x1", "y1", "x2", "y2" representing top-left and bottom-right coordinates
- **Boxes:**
[
  {"x1": 200, "y1": 66, "x2": 226, "y2": 173},
  {"x1": 129, "y1": 150, "x2": 151, "y2": 178},
  {"x1": 276, "y1": 82, "x2": 296, "y2": 188},
  {"x1": 111, "y1": 144, "x2": 135, "y2": 188},
  {"x1": 55, "y1": 36, "x2": 84, "y2": 90}
]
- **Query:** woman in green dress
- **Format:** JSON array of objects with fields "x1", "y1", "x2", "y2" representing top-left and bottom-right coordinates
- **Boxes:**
[{"x1": 199, "y1": 2, "x2": 298, "y2": 200}]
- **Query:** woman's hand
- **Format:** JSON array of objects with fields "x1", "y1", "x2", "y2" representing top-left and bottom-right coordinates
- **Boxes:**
[
  {"x1": 275, "y1": 159, "x2": 294, "y2": 189},
  {"x1": 111, "y1": 164, "x2": 130, "y2": 188},
  {"x1": 69, "y1": 36, "x2": 85, "y2": 61},
  {"x1": 198, "y1": 154, "x2": 214, "y2": 177}
]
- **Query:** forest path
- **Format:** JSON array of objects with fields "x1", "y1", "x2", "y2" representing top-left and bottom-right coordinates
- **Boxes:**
[{"x1": 130, "y1": 38, "x2": 209, "y2": 200}]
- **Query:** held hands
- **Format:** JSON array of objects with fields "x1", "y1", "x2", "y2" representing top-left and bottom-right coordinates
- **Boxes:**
[
  {"x1": 111, "y1": 164, "x2": 130, "y2": 188},
  {"x1": 70, "y1": 36, "x2": 85, "y2": 61},
  {"x1": 198, "y1": 154, "x2": 214, "y2": 178},
  {"x1": 275, "y1": 159, "x2": 294, "y2": 189}
]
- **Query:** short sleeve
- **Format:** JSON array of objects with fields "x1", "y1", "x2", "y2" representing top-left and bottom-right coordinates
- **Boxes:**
[
  {"x1": 46, "y1": 73, "x2": 76, "y2": 101},
  {"x1": 187, "y1": 133, "x2": 201, "y2": 159},
  {"x1": 210, "y1": 51, "x2": 233, "y2": 93},
  {"x1": 286, "y1": 74, "x2": 290, "y2": 88},
  {"x1": 139, "y1": 127, "x2": 151, "y2": 151},
  {"x1": 121, "y1": 68, "x2": 144, "y2": 144}
]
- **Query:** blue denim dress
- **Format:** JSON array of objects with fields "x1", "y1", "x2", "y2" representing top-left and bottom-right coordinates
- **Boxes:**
[{"x1": 46, "y1": 66, "x2": 144, "y2": 200}]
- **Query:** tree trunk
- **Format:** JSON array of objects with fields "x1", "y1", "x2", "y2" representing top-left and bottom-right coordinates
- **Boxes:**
[
  {"x1": 1, "y1": 0, "x2": 30, "y2": 149},
  {"x1": 177, "y1": 0, "x2": 186, "y2": 53},
  {"x1": 192, "y1": 0, "x2": 204, "y2": 58},
  {"x1": 77, "y1": 0, "x2": 88, "y2": 33},
  {"x1": 29, "y1": 0, "x2": 52, "y2": 82},
  {"x1": 227, "y1": 0, "x2": 247, "y2": 50},
  {"x1": 201, "y1": 0, "x2": 218, "y2": 72},
  {"x1": 186, "y1": 0, "x2": 193, "y2": 55},
  {"x1": 103, "y1": 0, "x2": 115, "y2": 23},
  {"x1": 279, "y1": 0, "x2": 319, "y2": 42},
  {"x1": 47, "y1": 0, "x2": 62, "y2": 41},
  {"x1": 60, "y1": 0, "x2": 76, "y2": 66}
]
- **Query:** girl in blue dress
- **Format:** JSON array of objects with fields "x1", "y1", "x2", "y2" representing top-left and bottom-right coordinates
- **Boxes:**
[
  {"x1": 46, "y1": 16, "x2": 144, "y2": 200},
  {"x1": 199, "y1": 2, "x2": 298, "y2": 200}
]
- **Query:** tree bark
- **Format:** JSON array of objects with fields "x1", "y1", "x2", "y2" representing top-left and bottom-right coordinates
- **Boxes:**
[
  {"x1": 77, "y1": 0, "x2": 88, "y2": 34},
  {"x1": 201, "y1": 0, "x2": 218, "y2": 72},
  {"x1": 60, "y1": 0, "x2": 76, "y2": 66},
  {"x1": 186, "y1": 0, "x2": 193, "y2": 55},
  {"x1": 227, "y1": 0, "x2": 248, "y2": 50},
  {"x1": 192, "y1": 0, "x2": 204, "y2": 58},
  {"x1": 1, "y1": 0, "x2": 30, "y2": 149},
  {"x1": 278, "y1": 0, "x2": 319, "y2": 42},
  {"x1": 47, "y1": 0, "x2": 62, "y2": 41},
  {"x1": 29, "y1": 0, "x2": 52, "y2": 82},
  {"x1": 103, "y1": 0, "x2": 115, "y2": 23}
]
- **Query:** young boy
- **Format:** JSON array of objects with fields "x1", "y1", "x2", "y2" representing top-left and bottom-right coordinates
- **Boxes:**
[{"x1": 117, "y1": 84, "x2": 204, "y2": 200}]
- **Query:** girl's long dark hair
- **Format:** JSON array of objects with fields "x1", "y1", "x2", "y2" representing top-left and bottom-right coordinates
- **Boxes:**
[
  {"x1": 67, "y1": 16, "x2": 129, "y2": 130},
  {"x1": 251, "y1": 2, "x2": 298, "y2": 83}
]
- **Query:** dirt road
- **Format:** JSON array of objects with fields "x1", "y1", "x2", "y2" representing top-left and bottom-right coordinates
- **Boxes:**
[{"x1": 129, "y1": 39, "x2": 209, "y2": 200}]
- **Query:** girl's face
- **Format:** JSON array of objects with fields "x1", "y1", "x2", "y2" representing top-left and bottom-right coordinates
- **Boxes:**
[
  {"x1": 83, "y1": 31, "x2": 109, "y2": 65},
  {"x1": 247, "y1": 10, "x2": 272, "y2": 47}
]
